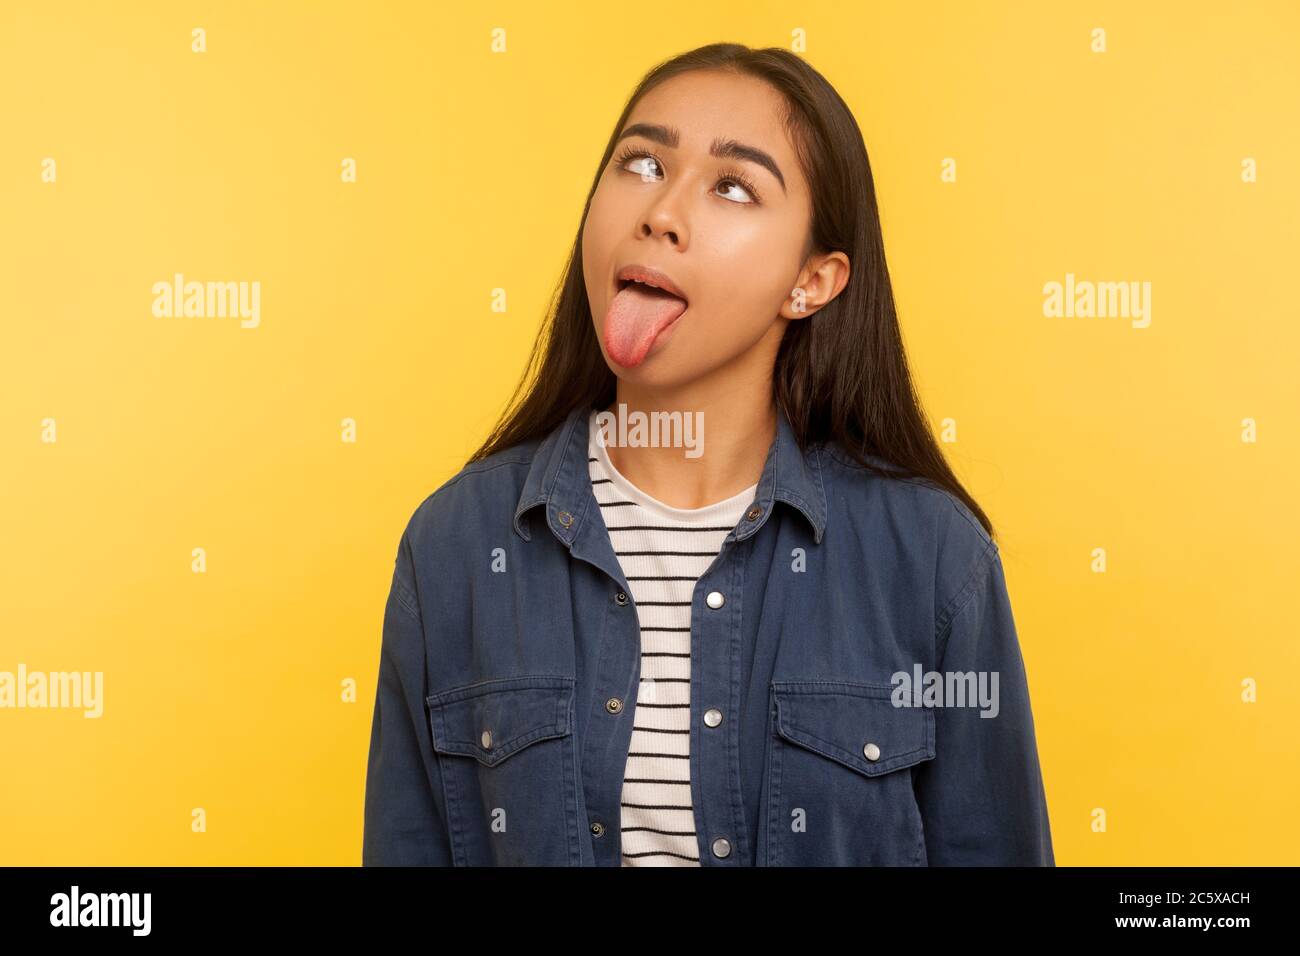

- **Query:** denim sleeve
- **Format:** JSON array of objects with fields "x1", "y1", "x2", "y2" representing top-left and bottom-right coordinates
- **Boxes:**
[
  {"x1": 912, "y1": 541, "x2": 1055, "y2": 866},
  {"x1": 362, "y1": 528, "x2": 453, "y2": 866}
]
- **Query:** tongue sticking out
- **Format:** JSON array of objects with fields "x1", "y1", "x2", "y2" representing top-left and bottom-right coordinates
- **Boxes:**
[{"x1": 603, "y1": 282, "x2": 688, "y2": 367}]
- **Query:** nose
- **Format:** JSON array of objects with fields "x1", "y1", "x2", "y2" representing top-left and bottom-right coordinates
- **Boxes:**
[
  {"x1": 637, "y1": 185, "x2": 688, "y2": 249},
  {"x1": 641, "y1": 218, "x2": 679, "y2": 245}
]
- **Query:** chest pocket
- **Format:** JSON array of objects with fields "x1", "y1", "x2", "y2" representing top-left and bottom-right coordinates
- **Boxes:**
[
  {"x1": 427, "y1": 675, "x2": 581, "y2": 865},
  {"x1": 765, "y1": 680, "x2": 935, "y2": 866}
]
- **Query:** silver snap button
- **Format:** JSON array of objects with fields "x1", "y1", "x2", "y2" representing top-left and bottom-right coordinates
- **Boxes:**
[
  {"x1": 706, "y1": 590, "x2": 725, "y2": 609},
  {"x1": 481, "y1": 730, "x2": 493, "y2": 749},
  {"x1": 615, "y1": 591, "x2": 628, "y2": 606},
  {"x1": 605, "y1": 697, "x2": 623, "y2": 714},
  {"x1": 863, "y1": 742, "x2": 880, "y2": 761},
  {"x1": 711, "y1": 837, "x2": 731, "y2": 858},
  {"x1": 590, "y1": 822, "x2": 605, "y2": 837},
  {"x1": 704, "y1": 708, "x2": 723, "y2": 728}
]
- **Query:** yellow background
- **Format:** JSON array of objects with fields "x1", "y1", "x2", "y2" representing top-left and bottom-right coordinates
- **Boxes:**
[{"x1": 1, "y1": 0, "x2": 1296, "y2": 865}]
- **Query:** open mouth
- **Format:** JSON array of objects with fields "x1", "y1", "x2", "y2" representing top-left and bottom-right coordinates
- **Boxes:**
[
  {"x1": 616, "y1": 277, "x2": 688, "y2": 305},
  {"x1": 604, "y1": 273, "x2": 691, "y2": 367}
]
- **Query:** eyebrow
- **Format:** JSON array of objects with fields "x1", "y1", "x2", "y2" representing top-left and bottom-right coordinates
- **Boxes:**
[{"x1": 616, "y1": 122, "x2": 787, "y2": 194}]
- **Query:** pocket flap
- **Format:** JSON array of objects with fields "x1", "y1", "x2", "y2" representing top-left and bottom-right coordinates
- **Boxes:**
[
  {"x1": 772, "y1": 680, "x2": 935, "y2": 776},
  {"x1": 426, "y1": 676, "x2": 574, "y2": 768}
]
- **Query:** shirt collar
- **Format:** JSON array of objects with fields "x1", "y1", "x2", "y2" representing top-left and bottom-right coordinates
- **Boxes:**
[{"x1": 513, "y1": 402, "x2": 827, "y2": 546}]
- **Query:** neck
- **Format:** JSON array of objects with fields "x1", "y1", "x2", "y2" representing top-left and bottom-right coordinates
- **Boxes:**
[{"x1": 600, "y1": 374, "x2": 776, "y2": 511}]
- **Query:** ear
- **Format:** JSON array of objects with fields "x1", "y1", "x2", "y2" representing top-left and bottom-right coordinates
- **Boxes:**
[{"x1": 781, "y1": 251, "x2": 851, "y2": 320}]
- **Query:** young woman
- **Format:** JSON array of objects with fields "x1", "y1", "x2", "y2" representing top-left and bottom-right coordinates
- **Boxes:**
[{"x1": 363, "y1": 43, "x2": 1054, "y2": 867}]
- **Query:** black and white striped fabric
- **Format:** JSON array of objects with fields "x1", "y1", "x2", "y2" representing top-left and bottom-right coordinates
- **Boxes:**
[{"x1": 587, "y1": 410, "x2": 758, "y2": 866}]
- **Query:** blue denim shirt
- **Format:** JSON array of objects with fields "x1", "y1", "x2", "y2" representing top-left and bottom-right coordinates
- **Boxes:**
[{"x1": 362, "y1": 403, "x2": 1054, "y2": 866}]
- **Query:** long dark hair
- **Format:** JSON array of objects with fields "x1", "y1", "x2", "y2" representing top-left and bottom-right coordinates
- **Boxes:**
[{"x1": 466, "y1": 42, "x2": 995, "y2": 540}]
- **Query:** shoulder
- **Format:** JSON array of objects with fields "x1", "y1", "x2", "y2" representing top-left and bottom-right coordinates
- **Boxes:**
[
  {"x1": 819, "y1": 442, "x2": 992, "y2": 543},
  {"x1": 398, "y1": 437, "x2": 545, "y2": 553},
  {"x1": 818, "y1": 441, "x2": 998, "y2": 620}
]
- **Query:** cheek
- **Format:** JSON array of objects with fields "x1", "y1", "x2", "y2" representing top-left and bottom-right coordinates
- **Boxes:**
[
  {"x1": 581, "y1": 190, "x2": 619, "y2": 281},
  {"x1": 695, "y1": 229, "x2": 798, "y2": 330},
  {"x1": 580, "y1": 212, "x2": 607, "y2": 303}
]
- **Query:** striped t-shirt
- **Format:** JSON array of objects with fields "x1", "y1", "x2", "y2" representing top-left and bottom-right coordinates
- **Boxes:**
[{"x1": 587, "y1": 410, "x2": 759, "y2": 866}]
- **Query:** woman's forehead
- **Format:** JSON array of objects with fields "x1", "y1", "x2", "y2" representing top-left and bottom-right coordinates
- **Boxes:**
[{"x1": 626, "y1": 72, "x2": 792, "y2": 149}]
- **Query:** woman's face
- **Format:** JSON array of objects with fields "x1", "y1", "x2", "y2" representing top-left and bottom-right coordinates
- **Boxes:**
[{"x1": 581, "y1": 69, "x2": 843, "y2": 389}]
